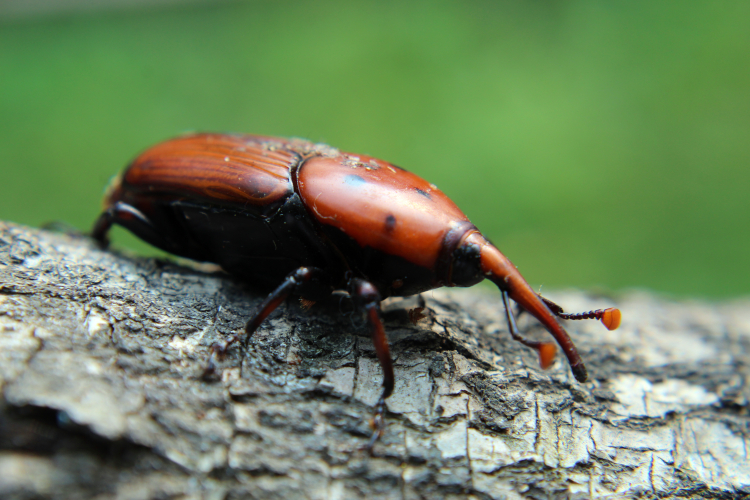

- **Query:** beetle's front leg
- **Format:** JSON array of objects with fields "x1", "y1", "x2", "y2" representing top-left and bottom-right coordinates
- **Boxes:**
[
  {"x1": 349, "y1": 278, "x2": 393, "y2": 449},
  {"x1": 205, "y1": 266, "x2": 330, "y2": 377},
  {"x1": 501, "y1": 290, "x2": 558, "y2": 370}
]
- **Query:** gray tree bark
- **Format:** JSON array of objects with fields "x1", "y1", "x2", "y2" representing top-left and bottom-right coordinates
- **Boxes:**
[{"x1": 0, "y1": 220, "x2": 748, "y2": 500}]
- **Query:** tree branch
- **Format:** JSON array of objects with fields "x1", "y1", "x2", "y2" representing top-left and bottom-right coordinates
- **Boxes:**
[{"x1": 0, "y1": 221, "x2": 748, "y2": 499}]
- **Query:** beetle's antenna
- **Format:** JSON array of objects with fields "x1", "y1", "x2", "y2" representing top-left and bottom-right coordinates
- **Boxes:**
[{"x1": 539, "y1": 295, "x2": 622, "y2": 331}]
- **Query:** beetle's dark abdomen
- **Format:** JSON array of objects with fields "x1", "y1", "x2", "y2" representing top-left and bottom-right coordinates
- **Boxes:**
[{"x1": 173, "y1": 196, "x2": 333, "y2": 288}]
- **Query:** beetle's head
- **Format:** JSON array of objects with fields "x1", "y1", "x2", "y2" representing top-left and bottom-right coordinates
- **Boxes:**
[{"x1": 449, "y1": 231, "x2": 618, "y2": 383}]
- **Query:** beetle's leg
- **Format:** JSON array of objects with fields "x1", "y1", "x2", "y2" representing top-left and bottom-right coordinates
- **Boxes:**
[
  {"x1": 92, "y1": 202, "x2": 165, "y2": 250},
  {"x1": 349, "y1": 278, "x2": 393, "y2": 448},
  {"x1": 501, "y1": 290, "x2": 557, "y2": 370},
  {"x1": 408, "y1": 294, "x2": 428, "y2": 324},
  {"x1": 205, "y1": 266, "x2": 328, "y2": 376}
]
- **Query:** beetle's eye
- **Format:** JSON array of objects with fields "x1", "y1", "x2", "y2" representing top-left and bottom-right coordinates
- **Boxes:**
[{"x1": 451, "y1": 241, "x2": 483, "y2": 287}]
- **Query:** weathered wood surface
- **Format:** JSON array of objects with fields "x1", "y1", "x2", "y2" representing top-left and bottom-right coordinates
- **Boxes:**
[{"x1": 0, "y1": 221, "x2": 748, "y2": 500}]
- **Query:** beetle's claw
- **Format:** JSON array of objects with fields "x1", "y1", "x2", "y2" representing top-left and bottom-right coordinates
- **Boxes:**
[
  {"x1": 299, "y1": 297, "x2": 316, "y2": 309},
  {"x1": 91, "y1": 233, "x2": 111, "y2": 250},
  {"x1": 202, "y1": 352, "x2": 220, "y2": 380},
  {"x1": 408, "y1": 306, "x2": 427, "y2": 325},
  {"x1": 202, "y1": 337, "x2": 235, "y2": 380},
  {"x1": 364, "y1": 397, "x2": 387, "y2": 453}
]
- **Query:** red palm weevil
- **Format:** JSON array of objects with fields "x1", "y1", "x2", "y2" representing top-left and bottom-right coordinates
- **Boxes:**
[{"x1": 93, "y1": 133, "x2": 621, "y2": 442}]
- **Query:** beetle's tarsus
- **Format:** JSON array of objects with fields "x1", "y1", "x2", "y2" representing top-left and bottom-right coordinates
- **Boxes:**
[
  {"x1": 202, "y1": 335, "x2": 236, "y2": 379},
  {"x1": 365, "y1": 395, "x2": 387, "y2": 453},
  {"x1": 407, "y1": 307, "x2": 427, "y2": 324},
  {"x1": 203, "y1": 267, "x2": 330, "y2": 379},
  {"x1": 299, "y1": 297, "x2": 316, "y2": 309},
  {"x1": 91, "y1": 211, "x2": 113, "y2": 249}
]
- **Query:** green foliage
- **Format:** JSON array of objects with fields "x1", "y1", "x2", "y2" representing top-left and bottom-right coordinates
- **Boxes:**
[{"x1": 1, "y1": 1, "x2": 748, "y2": 297}]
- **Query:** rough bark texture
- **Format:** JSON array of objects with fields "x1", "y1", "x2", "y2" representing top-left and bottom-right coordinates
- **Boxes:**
[{"x1": 0, "y1": 221, "x2": 748, "y2": 500}]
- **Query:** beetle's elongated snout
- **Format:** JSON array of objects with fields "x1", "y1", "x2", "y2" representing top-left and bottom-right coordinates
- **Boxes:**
[{"x1": 461, "y1": 232, "x2": 588, "y2": 382}]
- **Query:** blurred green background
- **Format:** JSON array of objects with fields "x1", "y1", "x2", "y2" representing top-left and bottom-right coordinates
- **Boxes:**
[{"x1": 1, "y1": 1, "x2": 748, "y2": 298}]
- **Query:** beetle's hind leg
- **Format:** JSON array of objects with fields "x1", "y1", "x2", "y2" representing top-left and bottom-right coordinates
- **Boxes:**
[
  {"x1": 92, "y1": 201, "x2": 165, "y2": 250},
  {"x1": 204, "y1": 266, "x2": 330, "y2": 377},
  {"x1": 348, "y1": 278, "x2": 394, "y2": 450}
]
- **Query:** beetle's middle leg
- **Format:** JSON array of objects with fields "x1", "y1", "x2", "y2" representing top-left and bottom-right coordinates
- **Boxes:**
[
  {"x1": 205, "y1": 266, "x2": 330, "y2": 376},
  {"x1": 348, "y1": 277, "x2": 394, "y2": 448}
]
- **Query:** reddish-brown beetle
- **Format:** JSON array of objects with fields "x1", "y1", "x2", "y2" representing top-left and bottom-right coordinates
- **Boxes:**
[{"x1": 93, "y1": 133, "x2": 620, "y2": 441}]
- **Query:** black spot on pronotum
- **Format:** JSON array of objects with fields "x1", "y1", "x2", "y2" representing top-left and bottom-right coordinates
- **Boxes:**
[
  {"x1": 344, "y1": 174, "x2": 366, "y2": 186},
  {"x1": 415, "y1": 188, "x2": 431, "y2": 200},
  {"x1": 384, "y1": 214, "x2": 396, "y2": 232}
]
